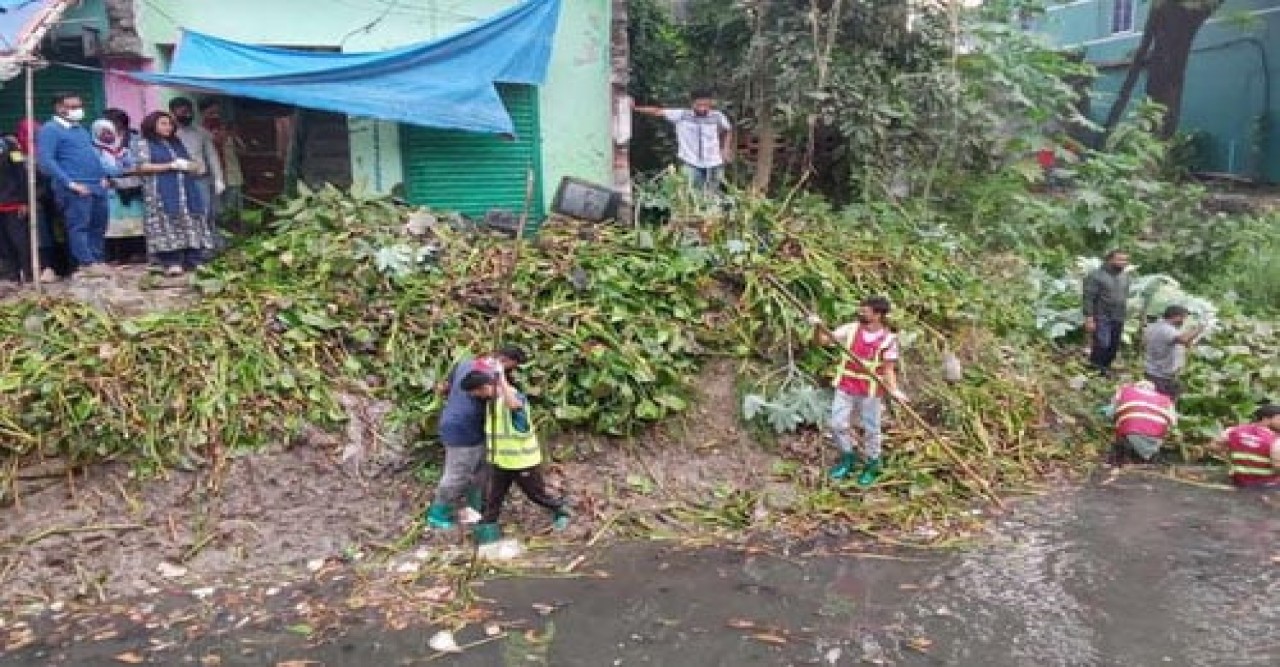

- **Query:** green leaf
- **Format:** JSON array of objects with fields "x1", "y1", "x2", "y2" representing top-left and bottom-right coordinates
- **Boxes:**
[
  {"x1": 743, "y1": 394, "x2": 769, "y2": 421},
  {"x1": 635, "y1": 399, "x2": 662, "y2": 420},
  {"x1": 626, "y1": 474, "x2": 655, "y2": 495},
  {"x1": 654, "y1": 394, "x2": 687, "y2": 411}
]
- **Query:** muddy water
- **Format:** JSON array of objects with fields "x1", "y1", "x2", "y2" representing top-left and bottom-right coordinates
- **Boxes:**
[{"x1": 7, "y1": 474, "x2": 1278, "y2": 666}]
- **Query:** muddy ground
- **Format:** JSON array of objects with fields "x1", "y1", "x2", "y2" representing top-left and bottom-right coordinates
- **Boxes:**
[
  {"x1": 0, "y1": 361, "x2": 800, "y2": 622},
  {"x1": 0, "y1": 264, "x2": 199, "y2": 314}
]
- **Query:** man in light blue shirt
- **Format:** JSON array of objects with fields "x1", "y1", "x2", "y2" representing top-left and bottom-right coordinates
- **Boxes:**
[{"x1": 636, "y1": 89, "x2": 733, "y2": 193}]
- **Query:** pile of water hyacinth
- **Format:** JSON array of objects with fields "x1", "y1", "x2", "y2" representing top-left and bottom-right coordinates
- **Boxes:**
[{"x1": 1, "y1": 184, "x2": 1102, "y2": 519}]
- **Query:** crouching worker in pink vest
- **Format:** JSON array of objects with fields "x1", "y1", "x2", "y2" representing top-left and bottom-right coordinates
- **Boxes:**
[
  {"x1": 1215, "y1": 404, "x2": 1280, "y2": 488},
  {"x1": 1108, "y1": 379, "x2": 1176, "y2": 465}
]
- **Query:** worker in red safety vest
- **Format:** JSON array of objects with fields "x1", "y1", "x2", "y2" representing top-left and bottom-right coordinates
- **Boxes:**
[
  {"x1": 809, "y1": 296, "x2": 907, "y2": 487},
  {"x1": 1214, "y1": 404, "x2": 1280, "y2": 488},
  {"x1": 1108, "y1": 379, "x2": 1176, "y2": 465}
]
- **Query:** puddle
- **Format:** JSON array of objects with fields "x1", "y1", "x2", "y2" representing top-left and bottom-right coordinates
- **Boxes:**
[{"x1": 4, "y1": 474, "x2": 1277, "y2": 666}]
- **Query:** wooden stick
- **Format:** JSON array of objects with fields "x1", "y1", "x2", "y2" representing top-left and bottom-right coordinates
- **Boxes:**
[
  {"x1": 460, "y1": 163, "x2": 538, "y2": 598},
  {"x1": 760, "y1": 273, "x2": 1004, "y2": 508},
  {"x1": 10, "y1": 523, "x2": 142, "y2": 548},
  {"x1": 492, "y1": 163, "x2": 537, "y2": 344},
  {"x1": 24, "y1": 63, "x2": 42, "y2": 295}
]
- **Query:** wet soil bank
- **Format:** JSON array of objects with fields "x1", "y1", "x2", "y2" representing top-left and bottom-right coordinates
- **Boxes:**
[
  {"x1": 0, "y1": 360, "x2": 786, "y2": 612},
  {"x1": 4, "y1": 473, "x2": 1277, "y2": 666}
]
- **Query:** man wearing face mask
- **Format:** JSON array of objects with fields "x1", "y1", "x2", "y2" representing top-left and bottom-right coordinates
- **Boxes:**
[
  {"x1": 1082, "y1": 249, "x2": 1132, "y2": 377},
  {"x1": 808, "y1": 296, "x2": 908, "y2": 487},
  {"x1": 168, "y1": 97, "x2": 225, "y2": 224},
  {"x1": 35, "y1": 92, "x2": 111, "y2": 276}
]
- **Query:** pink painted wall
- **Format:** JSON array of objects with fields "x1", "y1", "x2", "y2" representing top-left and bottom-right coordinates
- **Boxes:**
[{"x1": 102, "y1": 58, "x2": 156, "y2": 126}]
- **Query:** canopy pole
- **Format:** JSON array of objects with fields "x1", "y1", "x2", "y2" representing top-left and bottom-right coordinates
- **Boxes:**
[{"x1": 24, "y1": 62, "x2": 42, "y2": 294}]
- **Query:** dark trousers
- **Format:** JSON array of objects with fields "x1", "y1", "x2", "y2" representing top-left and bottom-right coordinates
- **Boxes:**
[
  {"x1": 1089, "y1": 317, "x2": 1124, "y2": 373},
  {"x1": 55, "y1": 189, "x2": 108, "y2": 267},
  {"x1": 0, "y1": 211, "x2": 32, "y2": 281},
  {"x1": 156, "y1": 249, "x2": 205, "y2": 271},
  {"x1": 1144, "y1": 373, "x2": 1182, "y2": 401},
  {"x1": 481, "y1": 464, "x2": 563, "y2": 524}
]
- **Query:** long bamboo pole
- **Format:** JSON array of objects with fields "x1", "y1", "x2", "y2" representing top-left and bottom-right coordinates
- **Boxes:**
[
  {"x1": 24, "y1": 63, "x2": 41, "y2": 294},
  {"x1": 760, "y1": 272, "x2": 1004, "y2": 508},
  {"x1": 15, "y1": 1, "x2": 78, "y2": 292},
  {"x1": 461, "y1": 162, "x2": 538, "y2": 585}
]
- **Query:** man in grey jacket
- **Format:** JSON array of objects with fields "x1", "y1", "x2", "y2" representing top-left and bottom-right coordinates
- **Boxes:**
[
  {"x1": 169, "y1": 97, "x2": 224, "y2": 221},
  {"x1": 1082, "y1": 249, "x2": 1131, "y2": 376}
]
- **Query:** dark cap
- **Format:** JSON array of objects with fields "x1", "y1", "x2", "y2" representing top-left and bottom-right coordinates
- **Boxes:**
[
  {"x1": 497, "y1": 345, "x2": 528, "y2": 365},
  {"x1": 1254, "y1": 404, "x2": 1280, "y2": 421},
  {"x1": 460, "y1": 370, "x2": 494, "y2": 392}
]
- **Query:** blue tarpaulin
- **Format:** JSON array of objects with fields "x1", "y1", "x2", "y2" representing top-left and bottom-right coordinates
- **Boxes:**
[
  {"x1": 0, "y1": 0, "x2": 56, "y2": 53},
  {"x1": 131, "y1": 0, "x2": 561, "y2": 134},
  {"x1": 0, "y1": 0, "x2": 72, "y2": 82}
]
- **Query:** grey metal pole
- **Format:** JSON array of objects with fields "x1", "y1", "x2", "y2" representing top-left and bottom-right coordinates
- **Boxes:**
[{"x1": 24, "y1": 62, "x2": 42, "y2": 294}]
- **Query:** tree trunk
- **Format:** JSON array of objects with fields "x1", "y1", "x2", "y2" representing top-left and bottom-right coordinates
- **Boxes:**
[
  {"x1": 1102, "y1": 1, "x2": 1220, "y2": 141},
  {"x1": 1144, "y1": 2, "x2": 1215, "y2": 138},
  {"x1": 803, "y1": 0, "x2": 843, "y2": 176},
  {"x1": 1102, "y1": 15, "x2": 1157, "y2": 137},
  {"x1": 751, "y1": 103, "x2": 776, "y2": 193},
  {"x1": 750, "y1": 0, "x2": 775, "y2": 193}
]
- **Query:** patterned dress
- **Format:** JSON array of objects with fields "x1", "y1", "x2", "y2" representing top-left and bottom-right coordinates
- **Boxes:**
[{"x1": 138, "y1": 138, "x2": 216, "y2": 256}]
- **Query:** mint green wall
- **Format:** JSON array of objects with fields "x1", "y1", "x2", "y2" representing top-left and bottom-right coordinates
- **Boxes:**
[
  {"x1": 134, "y1": 0, "x2": 613, "y2": 203},
  {"x1": 1031, "y1": 0, "x2": 1150, "y2": 48},
  {"x1": 1032, "y1": 0, "x2": 1280, "y2": 182}
]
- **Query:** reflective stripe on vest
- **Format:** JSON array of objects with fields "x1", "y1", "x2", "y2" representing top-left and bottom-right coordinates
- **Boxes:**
[
  {"x1": 486, "y1": 400, "x2": 543, "y2": 470},
  {"x1": 1226, "y1": 425, "x2": 1278, "y2": 482},
  {"x1": 1114, "y1": 386, "x2": 1174, "y2": 438},
  {"x1": 832, "y1": 324, "x2": 895, "y2": 395}
]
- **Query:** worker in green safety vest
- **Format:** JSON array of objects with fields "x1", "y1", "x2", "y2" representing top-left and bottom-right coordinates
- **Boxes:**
[{"x1": 459, "y1": 369, "x2": 570, "y2": 545}]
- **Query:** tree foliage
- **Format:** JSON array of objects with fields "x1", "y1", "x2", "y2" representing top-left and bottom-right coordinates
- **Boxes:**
[{"x1": 629, "y1": 0, "x2": 1092, "y2": 199}]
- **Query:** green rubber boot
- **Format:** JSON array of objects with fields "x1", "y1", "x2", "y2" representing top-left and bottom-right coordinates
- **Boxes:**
[
  {"x1": 473, "y1": 522, "x2": 502, "y2": 545},
  {"x1": 856, "y1": 458, "x2": 883, "y2": 487},
  {"x1": 466, "y1": 487, "x2": 484, "y2": 512},
  {"x1": 423, "y1": 503, "x2": 455, "y2": 530},
  {"x1": 829, "y1": 451, "x2": 859, "y2": 481},
  {"x1": 551, "y1": 509, "x2": 571, "y2": 532}
]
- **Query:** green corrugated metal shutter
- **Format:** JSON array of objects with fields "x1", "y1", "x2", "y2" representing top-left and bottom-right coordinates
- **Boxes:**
[
  {"x1": 401, "y1": 83, "x2": 544, "y2": 223},
  {"x1": 0, "y1": 64, "x2": 103, "y2": 136}
]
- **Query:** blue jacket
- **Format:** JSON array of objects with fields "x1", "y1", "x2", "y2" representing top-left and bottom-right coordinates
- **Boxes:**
[
  {"x1": 438, "y1": 357, "x2": 498, "y2": 447},
  {"x1": 36, "y1": 118, "x2": 107, "y2": 195}
]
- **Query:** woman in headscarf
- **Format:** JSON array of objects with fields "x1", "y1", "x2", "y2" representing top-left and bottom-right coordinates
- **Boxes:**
[
  {"x1": 91, "y1": 119, "x2": 130, "y2": 178},
  {"x1": 135, "y1": 111, "x2": 214, "y2": 277},
  {"x1": 92, "y1": 116, "x2": 145, "y2": 241}
]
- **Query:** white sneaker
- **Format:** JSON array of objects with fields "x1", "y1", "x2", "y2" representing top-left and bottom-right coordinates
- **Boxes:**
[
  {"x1": 457, "y1": 507, "x2": 482, "y2": 525},
  {"x1": 478, "y1": 538, "x2": 523, "y2": 561}
]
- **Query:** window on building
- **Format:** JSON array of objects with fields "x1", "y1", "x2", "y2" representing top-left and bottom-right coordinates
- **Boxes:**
[{"x1": 1111, "y1": 0, "x2": 1136, "y2": 33}]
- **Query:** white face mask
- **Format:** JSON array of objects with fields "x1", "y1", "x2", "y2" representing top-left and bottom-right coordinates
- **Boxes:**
[{"x1": 65, "y1": 108, "x2": 85, "y2": 123}]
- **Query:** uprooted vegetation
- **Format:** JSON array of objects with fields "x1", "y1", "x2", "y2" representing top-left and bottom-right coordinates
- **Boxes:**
[
  {"x1": 1, "y1": 182, "x2": 1109, "y2": 541},
  {"x1": 5, "y1": 0, "x2": 1277, "y2": 560}
]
